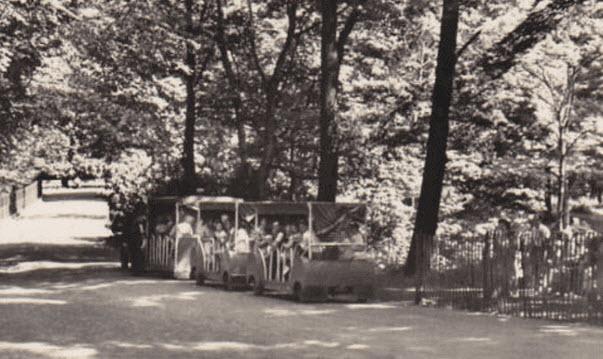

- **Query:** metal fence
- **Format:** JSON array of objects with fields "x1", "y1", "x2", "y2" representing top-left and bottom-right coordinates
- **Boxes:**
[{"x1": 407, "y1": 230, "x2": 603, "y2": 324}]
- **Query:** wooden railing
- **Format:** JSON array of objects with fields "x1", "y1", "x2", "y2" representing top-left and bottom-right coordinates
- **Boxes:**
[
  {"x1": 259, "y1": 247, "x2": 295, "y2": 283},
  {"x1": 200, "y1": 237, "x2": 219, "y2": 273}
]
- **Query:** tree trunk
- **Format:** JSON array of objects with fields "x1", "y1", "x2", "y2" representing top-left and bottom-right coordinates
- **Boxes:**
[
  {"x1": 256, "y1": 87, "x2": 278, "y2": 199},
  {"x1": 317, "y1": 0, "x2": 339, "y2": 202},
  {"x1": 405, "y1": 0, "x2": 460, "y2": 285},
  {"x1": 182, "y1": 0, "x2": 196, "y2": 194},
  {"x1": 545, "y1": 167, "x2": 553, "y2": 218}
]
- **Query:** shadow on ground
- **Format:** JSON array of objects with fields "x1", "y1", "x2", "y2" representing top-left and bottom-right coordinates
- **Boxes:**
[{"x1": 41, "y1": 191, "x2": 106, "y2": 202}]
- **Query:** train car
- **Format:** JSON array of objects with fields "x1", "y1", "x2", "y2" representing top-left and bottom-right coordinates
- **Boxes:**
[
  {"x1": 144, "y1": 195, "x2": 240, "y2": 279},
  {"x1": 144, "y1": 196, "x2": 179, "y2": 277},
  {"x1": 193, "y1": 198, "x2": 252, "y2": 289},
  {"x1": 244, "y1": 202, "x2": 376, "y2": 302}
]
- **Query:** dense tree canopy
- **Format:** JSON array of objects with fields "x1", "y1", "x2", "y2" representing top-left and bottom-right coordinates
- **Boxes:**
[{"x1": 1, "y1": 0, "x2": 601, "y2": 266}]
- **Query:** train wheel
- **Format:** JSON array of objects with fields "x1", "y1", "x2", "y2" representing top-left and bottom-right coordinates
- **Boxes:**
[
  {"x1": 293, "y1": 282, "x2": 304, "y2": 302},
  {"x1": 223, "y1": 272, "x2": 233, "y2": 291},
  {"x1": 195, "y1": 271, "x2": 205, "y2": 286},
  {"x1": 355, "y1": 285, "x2": 374, "y2": 303},
  {"x1": 252, "y1": 277, "x2": 264, "y2": 295}
]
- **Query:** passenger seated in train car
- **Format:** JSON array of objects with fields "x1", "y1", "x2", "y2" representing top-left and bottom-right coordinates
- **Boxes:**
[
  {"x1": 321, "y1": 225, "x2": 347, "y2": 260},
  {"x1": 282, "y1": 224, "x2": 301, "y2": 280},
  {"x1": 170, "y1": 213, "x2": 196, "y2": 238},
  {"x1": 272, "y1": 221, "x2": 285, "y2": 249},
  {"x1": 234, "y1": 221, "x2": 251, "y2": 253},
  {"x1": 297, "y1": 222, "x2": 317, "y2": 258},
  {"x1": 195, "y1": 217, "x2": 210, "y2": 237},
  {"x1": 154, "y1": 215, "x2": 173, "y2": 236},
  {"x1": 214, "y1": 222, "x2": 228, "y2": 251},
  {"x1": 338, "y1": 228, "x2": 355, "y2": 260},
  {"x1": 195, "y1": 217, "x2": 214, "y2": 254},
  {"x1": 283, "y1": 224, "x2": 301, "y2": 250}
]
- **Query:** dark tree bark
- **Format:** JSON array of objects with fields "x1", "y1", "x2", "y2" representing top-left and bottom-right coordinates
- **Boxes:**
[
  {"x1": 545, "y1": 166, "x2": 553, "y2": 218},
  {"x1": 215, "y1": 0, "x2": 251, "y2": 196},
  {"x1": 317, "y1": 2, "x2": 361, "y2": 202},
  {"x1": 216, "y1": 0, "x2": 300, "y2": 199},
  {"x1": 182, "y1": 0, "x2": 197, "y2": 194},
  {"x1": 405, "y1": 0, "x2": 460, "y2": 296},
  {"x1": 317, "y1": 0, "x2": 339, "y2": 202}
]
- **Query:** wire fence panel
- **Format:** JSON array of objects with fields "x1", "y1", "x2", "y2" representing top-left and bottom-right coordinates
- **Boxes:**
[{"x1": 418, "y1": 230, "x2": 603, "y2": 324}]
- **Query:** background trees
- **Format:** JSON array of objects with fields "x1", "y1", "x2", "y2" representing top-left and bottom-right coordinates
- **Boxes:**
[{"x1": 1, "y1": 0, "x2": 601, "y2": 268}]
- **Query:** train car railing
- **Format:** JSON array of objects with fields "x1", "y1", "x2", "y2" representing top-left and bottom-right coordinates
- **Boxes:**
[
  {"x1": 146, "y1": 234, "x2": 174, "y2": 273},
  {"x1": 260, "y1": 247, "x2": 295, "y2": 283},
  {"x1": 174, "y1": 234, "x2": 200, "y2": 279}
]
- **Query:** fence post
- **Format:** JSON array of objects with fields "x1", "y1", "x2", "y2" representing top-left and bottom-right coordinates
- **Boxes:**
[
  {"x1": 414, "y1": 233, "x2": 433, "y2": 305},
  {"x1": 37, "y1": 179, "x2": 43, "y2": 198},
  {"x1": 482, "y1": 231, "x2": 492, "y2": 306},
  {"x1": 9, "y1": 186, "x2": 17, "y2": 215}
]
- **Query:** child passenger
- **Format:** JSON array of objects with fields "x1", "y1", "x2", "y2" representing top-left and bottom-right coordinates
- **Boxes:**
[
  {"x1": 234, "y1": 222, "x2": 251, "y2": 253},
  {"x1": 214, "y1": 222, "x2": 228, "y2": 251},
  {"x1": 170, "y1": 213, "x2": 195, "y2": 238}
]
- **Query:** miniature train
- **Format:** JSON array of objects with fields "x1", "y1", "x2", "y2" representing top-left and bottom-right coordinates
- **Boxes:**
[{"x1": 142, "y1": 195, "x2": 376, "y2": 302}]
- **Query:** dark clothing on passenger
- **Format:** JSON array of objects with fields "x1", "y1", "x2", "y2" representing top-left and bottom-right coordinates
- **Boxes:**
[{"x1": 124, "y1": 221, "x2": 145, "y2": 274}]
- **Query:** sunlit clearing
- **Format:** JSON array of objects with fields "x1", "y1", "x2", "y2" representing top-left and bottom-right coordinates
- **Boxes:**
[
  {"x1": 192, "y1": 342, "x2": 256, "y2": 351},
  {"x1": 347, "y1": 344, "x2": 370, "y2": 350},
  {"x1": 345, "y1": 303, "x2": 398, "y2": 309},
  {"x1": 264, "y1": 307, "x2": 337, "y2": 317},
  {"x1": 0, "y1": 286, "x2": 54, "y2": 295},
  {"x1": 130, "y1": 292, "x2": 202, "y2": 308},
  {"x1": 0, "y1": 261, "x2": 119, "y2": 274},
  {"x1": 77, "y1": 283, "x2": 114, "y2": 291},
  {"x1": 0, "y1": 297, "x2": 67, "y2": 305},
  {"x1": 158, "y1": 340, "x2": 343, "y2": 352},
  {"x1": 106, "y1": 341, "x2": 153, "y2": 349},
  {"x1": 0, "y1": 341, "x2": 97, "y2": 359},
  {"x1": 302, "y1": 340, "x2": 340, "y2": 348},
  {"x1": 368, "y1": 326, "x2": 412, "y2": 332},
  {"x1": 539, "y1": 325, "x2": 579, "y2": 336}
]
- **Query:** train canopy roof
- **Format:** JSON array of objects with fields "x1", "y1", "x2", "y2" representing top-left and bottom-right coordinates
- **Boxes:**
[
  {"x1": 149, "y1": 195, "x2": 241, "y2": 211},
  {"x1": 239, "y1": 201, "x2": 365, "y2": 215}
]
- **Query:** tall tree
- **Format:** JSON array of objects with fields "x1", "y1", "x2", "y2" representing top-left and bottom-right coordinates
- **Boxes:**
[
  {"x1": 317, "y1": 1, "x2": 362, "y2": 201},
  {"x1": 182, "y1": 0, "x2": 198, "y2": 193},
  {"x1": 405, "y1": 0, "x2": 460, "y2": 301},
  {"x1": 215, "y1": 0, "x2": 306, "y2": 199}
]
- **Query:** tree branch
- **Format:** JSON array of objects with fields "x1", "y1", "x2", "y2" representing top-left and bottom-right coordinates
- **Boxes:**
[
  {"x1": 479, "y1": 0, "x2": 587, "y2": 79},
  {"x1": 270, "y1": 1, "x2": 299, "y2": 87},
  {"x1": 565, "y1": 128, "x2": 590, "y2": 154},
  {"x1": 215, "y1": 0, "x2": 239, "y2": 89},
  {"x1": 246, "y1": 0, "x2": 266, "y2": 85},
  {"x1": 456, "y1": 30, "x2": 481, "y2": 59},
  {"x1": 336, "y1": 5, "x2": 362, "y2": 63}
]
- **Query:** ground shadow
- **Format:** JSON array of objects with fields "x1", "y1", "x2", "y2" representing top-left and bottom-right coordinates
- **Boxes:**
[
  {"x1": 0, "y1": 242, "x2": 118, "y2": 266},
  {"x1": 24, "y1": 214, "x2": 107, "y2": 220},
  {"x1": 42, "y1": 192, "x2": 106, "y2": 202}
]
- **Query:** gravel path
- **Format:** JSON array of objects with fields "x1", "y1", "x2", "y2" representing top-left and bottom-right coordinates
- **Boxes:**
[{"x1": 1, "y1": 188, "x2": 602, "y2": 359}]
